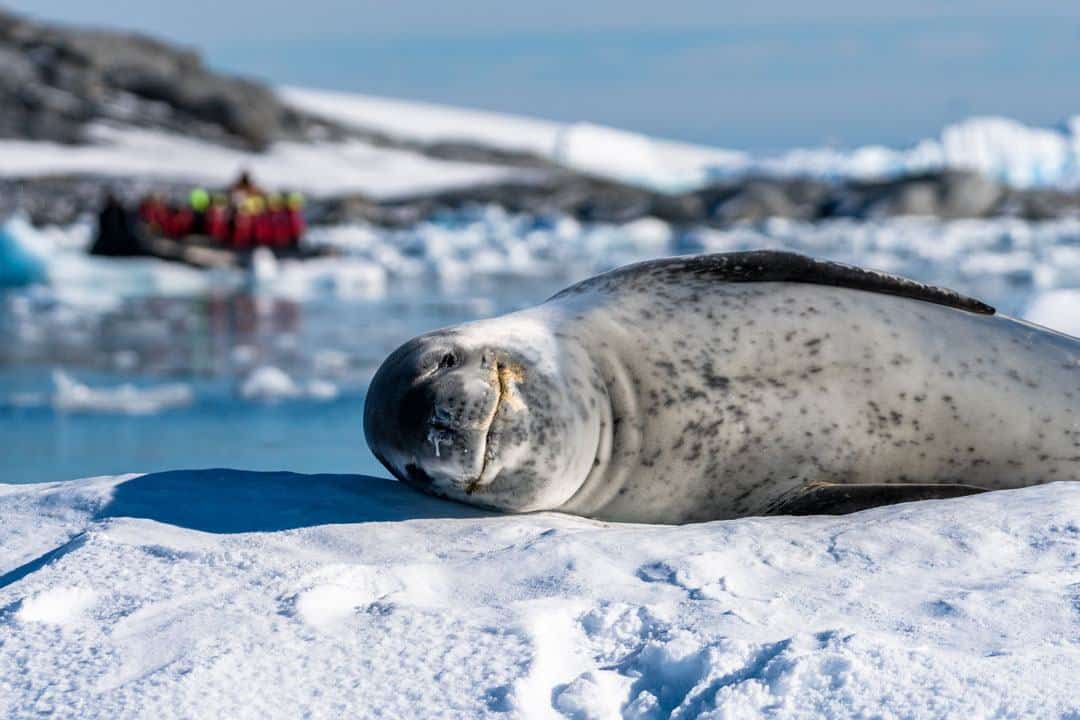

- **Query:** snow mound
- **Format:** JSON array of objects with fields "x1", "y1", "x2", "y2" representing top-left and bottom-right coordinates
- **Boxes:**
[
  {"x1": 278, "y1": 86, "x2": 563, "y2": 157},
  {"x1": 15, "y1": 586, "x2": 98, "y2": 626},
  {"x1": 553, "y1": 123, "x2": 742, "y2": 192},
  {"x1": 1, "y1": 470, "x2": 1077, "y2": 718}
]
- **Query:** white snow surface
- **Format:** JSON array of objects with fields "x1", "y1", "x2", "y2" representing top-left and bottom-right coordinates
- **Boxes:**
[
  {"x1": 2, "y1": 89, "x2": 1078, "y2": 194},
  {"x1": 0, "y1": 123, "x2": 518, "y2": 199},
  {"x1": 281, "y1": 87, "x2": 1080, "y2": 190},
  {"x1": 0, "y1": 473, "x2": 1077, "y2": 718}
]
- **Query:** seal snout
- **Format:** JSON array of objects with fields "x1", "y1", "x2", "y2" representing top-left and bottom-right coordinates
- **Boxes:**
[{"x1": 364, "y1": 335, "x2": 509, "y2": 492}]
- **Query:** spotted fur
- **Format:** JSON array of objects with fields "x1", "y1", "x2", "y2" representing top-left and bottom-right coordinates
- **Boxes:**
[{"x1": 366, "y1": 251, "x2": 1080, "y2": 523}]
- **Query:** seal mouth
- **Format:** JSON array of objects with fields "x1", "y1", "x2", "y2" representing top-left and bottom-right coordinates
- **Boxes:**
[{"x1": 467, "y1": 361, "x2": 512, "y2": 493}]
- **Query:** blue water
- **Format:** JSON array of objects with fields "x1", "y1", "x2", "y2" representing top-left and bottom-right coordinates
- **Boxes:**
[
  {"x1": 0, "y1": 278, "x2": 566, "y2": 485},
  {"x1": 1, "y1": 390, "x2": 382, "y2": 485},
  {"x1": 5, "y1": 211, "x2": 1079, "y2": 486}
]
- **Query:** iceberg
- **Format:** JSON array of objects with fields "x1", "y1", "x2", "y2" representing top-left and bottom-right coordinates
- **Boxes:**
[{"x1": 0, "y1": 217, "x2": 45, "y2": 287}]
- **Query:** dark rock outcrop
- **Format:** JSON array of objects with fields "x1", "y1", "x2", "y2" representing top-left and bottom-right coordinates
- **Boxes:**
[
  {"x1": 7, "y1": 168, "x2": 1080, "y2": 230},
  {"x1": 829, "y1": 171, "x2": 1005, "y2": 220},
  {"x1": 3, "y1": 9, "x2": 1080, "y2": 230},
  {"x1": 0, "y1": 8, "x2": 288, "y2": 149},
  {"x1": 314, "y1": 170, "x2": 1079, "y2": 229}
]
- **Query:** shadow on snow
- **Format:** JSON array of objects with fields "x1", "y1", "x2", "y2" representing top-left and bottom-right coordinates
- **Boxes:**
[{"x1": 95, "y1": 468, "x2": 492, "y2": 533}]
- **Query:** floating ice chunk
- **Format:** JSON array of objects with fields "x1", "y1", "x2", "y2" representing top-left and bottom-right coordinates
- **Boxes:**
[
  {"x1": 313, "y1": 349, "x2": 350, "y2": 376},
  {"x1": 240, "y1": 365, "x2": 300, "y2": 402},
  {"x1": 0, "y1": 217, "x2": 46, "y2": 287},
  {"x1": 250, "y1": 247, "x2": 279, "y2": 285},
  {"x1": 52, "y1": 371, "x2": 193, "y2": 415},
  {"x1": 111, "y1": 350, "x2": 138, "y2": 371},
  {"x1": 231, "y1": 344, "x2": 257, "y2": 367},
  {"x1": 239, "y1": 366, "x2": 338, "y2": 402},
  {"x1": 306, "y1": 379, "x2": 340, "y2": 401},
  {"x1": 938, "y1": 116, "x2": 1073, "y2": 188},
  {"x1": 271, "y1": 258, "x2": 388, "y2": 301},
  {"x1": 1024, "y1": 289, "x2": 1080, "y2": 337},
  {"x1": 620, "y1": 217, "x2": 674, "y2": 251}
]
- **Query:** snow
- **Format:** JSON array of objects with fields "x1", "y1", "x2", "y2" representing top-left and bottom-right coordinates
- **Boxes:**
[
  {"x1": 0, "y1": 471, "x2": 1077, "y2": 718},
  {"x1": 280, "y1": 87, "x2": 1080, "y2": 190},
  {"x1": 0, "y1": 89, "x2": 1074, "y2": 195},
  {"x1": 15, "y1": 586, "x2": 98, "y2": 626},
  {"x1": 280, "y1": 87, "x2": 748, "y2": 192},
  {"x1": 0, "y1": 123, "x2": 520, "y2": 199},
  {"x1": 278, "y1": 86, "x2": 564, "y2": 157}
]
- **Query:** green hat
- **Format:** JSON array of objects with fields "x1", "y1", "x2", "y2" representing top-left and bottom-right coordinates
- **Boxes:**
[{"x1": 189, "y1": 187, "x2": 210, "y2": 212}]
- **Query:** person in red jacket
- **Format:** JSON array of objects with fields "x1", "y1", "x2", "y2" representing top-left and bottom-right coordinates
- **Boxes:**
[
  {"x1": 166, "y1": 201, "x2": 194, "y2": 239},
  {"x1": 267, "y1": 194, "x2": 291, "y2": 249},
  {"x1": 138, "y1": 194, "x2": 169, "y2": 232},
  {"x1": 231, "y1": 196, "x2": 257, "y2": 249},
  {"x1": 251, "y1": 196, "x2": 274, "y2": 247},
  {"x1": 206, "y1": 194, "x2": 230, "y2": 243}
]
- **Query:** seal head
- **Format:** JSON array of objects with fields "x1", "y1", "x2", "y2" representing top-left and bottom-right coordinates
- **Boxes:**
[{"x1": 364, "y1": 315, "x2": 601, "y2": 512}]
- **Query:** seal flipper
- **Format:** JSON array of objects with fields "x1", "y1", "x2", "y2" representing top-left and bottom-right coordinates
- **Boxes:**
[
  {"x1": 764, "y1": 482, "x2": 988, "y2": 516},
  {"x1": 552, "y1": 250, "x2": 995, "y2": 315}
]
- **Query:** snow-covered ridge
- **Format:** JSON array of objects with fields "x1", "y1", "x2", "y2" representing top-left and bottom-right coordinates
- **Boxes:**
[
  {"x1": 282, "y1": 87, "x2": 1080, "y2": 191},
  {"x1": 1, "y1": 471, "x2": 1077, "y2": 718},
  {"x1": 0, "y1": 124, "x2": 518, "y2": 200},
  {"x1": 0, "y1": 87, "x2": 1077, "y2": 199}
]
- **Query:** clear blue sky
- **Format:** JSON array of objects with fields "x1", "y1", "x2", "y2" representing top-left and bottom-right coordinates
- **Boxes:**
[{"x1": 8, "y1": 1, "x2": 1080, "y2": 151}]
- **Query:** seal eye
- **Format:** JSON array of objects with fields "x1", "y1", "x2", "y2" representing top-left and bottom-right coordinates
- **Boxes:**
[{"x1": 439, "y1": 352, "x2": 457, "y2": 370}]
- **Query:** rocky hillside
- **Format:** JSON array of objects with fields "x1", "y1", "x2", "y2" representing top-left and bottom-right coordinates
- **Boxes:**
[
  {"x1": 0, "y1": 7, "x2": 302, "y2": 149},
  {"x1": 3, "y1": 8, "x2": 1080, "y2": 229}
]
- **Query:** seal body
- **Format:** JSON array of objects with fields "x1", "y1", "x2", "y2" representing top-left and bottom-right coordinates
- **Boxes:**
[{"x1": 365, "y1": 252, "x2": 1080, "y2": 523}]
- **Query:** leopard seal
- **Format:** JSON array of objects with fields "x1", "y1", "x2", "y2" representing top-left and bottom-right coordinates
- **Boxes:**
[{"x1": 364, "y1": 251, "x2": 1080, "y2": 523}]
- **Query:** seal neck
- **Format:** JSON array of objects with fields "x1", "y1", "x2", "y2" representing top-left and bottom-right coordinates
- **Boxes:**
[{"x1": 558, "y1": 316, "x2": 642, "y2": 517}]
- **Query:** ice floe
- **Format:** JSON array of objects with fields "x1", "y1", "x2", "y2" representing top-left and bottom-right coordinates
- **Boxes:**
[
  {"x1": 239, "y1": 365, "x2": 339, "y2": 403},
  {"x1": 0, "y1": 471, "x2": 1077, "y2": 717},
  {"x1": 51, "y1": 370, "x2": 193, "y2": 415}
]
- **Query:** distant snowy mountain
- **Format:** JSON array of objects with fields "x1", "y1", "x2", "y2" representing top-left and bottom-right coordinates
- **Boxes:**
[
  {"x1": 3, "y1": 78, "x2": 1078, "y2": 205},
  {"x1": 4, "y1": 5, "x2": 1080, "y2": 224},
  {"x1": 282, "y1": 87, "x2": 1080, "y2": 192}
]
